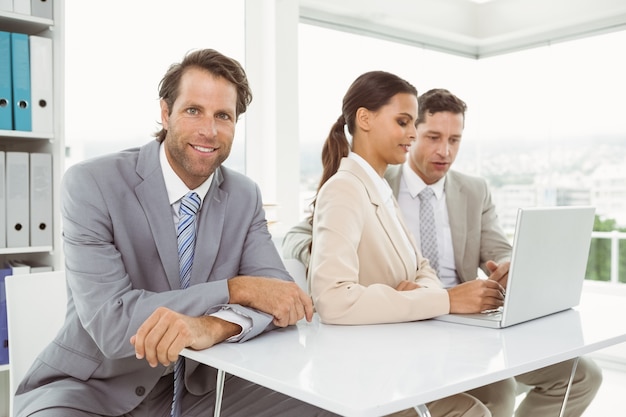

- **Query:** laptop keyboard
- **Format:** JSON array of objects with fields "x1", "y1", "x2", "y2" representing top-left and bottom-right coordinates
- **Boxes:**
[{"x1": 480, "y1": 307, "x2": 504, "y2": 315}]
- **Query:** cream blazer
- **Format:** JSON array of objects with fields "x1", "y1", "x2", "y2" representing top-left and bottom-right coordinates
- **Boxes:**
[{"x1": 309, "y1": 158, "x2": 450, "y2": 325}]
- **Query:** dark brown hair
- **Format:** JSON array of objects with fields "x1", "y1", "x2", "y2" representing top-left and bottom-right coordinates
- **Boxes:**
[{"x1": 416, "y1": 88, "x2": 467, "y2": 127}]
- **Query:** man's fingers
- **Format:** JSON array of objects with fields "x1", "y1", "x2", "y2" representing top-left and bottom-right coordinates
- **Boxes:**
[
  {"x1": 486, "y1": 260, "x2": 498, "y2": 272},
  {"x1": 293, "y1": 300, "x2": 305, "y2": 323},
  {"x1": 133, "y1": 311, "x2": 162, "y2": 360},
  {"x1": 298, "y1": 290, "x2": 315, "y2": 322},
  {"x1": 142, "y1": 319, "x2": 170, "y2": 367},
  {"x1": 132, "y1": 307, "x2": 192, "y2": 367}
]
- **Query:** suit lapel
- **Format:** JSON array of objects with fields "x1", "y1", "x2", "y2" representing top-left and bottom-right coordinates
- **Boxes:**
[
  {"x1": 374, "y1": 198, "x2": 417, "y2": 280},
  {"x1": 135, "y1": 141, "x2": 181, "y2": 290},
  {"x1": 345, "y1": 159, "x2": 416, "y2": 279},
  {"x1": 445, "y1": 172, "x2": 468, "y2": 275},
  {"x1": 191, "y1": 168, "x2": 227, "y2": 285}
]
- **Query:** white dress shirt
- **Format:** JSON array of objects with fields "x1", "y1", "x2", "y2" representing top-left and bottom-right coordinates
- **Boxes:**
[{"x1": 396, "y1": 162, "x2": 461, "y2": 288}]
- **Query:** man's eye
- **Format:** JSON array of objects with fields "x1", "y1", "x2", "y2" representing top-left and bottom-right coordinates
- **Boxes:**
[
  {"x1": 187, "y1": 108, "x2": 199, "y2": 115},
  {"x1": 217, "y1": 113, "x2": 231, "y2": 120}
]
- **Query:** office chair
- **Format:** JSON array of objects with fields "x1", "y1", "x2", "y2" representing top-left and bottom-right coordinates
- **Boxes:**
[{"x1": 5, "y1": 270, "x2": 67, "y2": 416}]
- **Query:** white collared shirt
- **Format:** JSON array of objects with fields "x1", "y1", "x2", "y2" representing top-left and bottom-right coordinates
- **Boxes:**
[
  {"x1": 396, "y1": 162, "x2": 460, "y2": 288},
  {"x1": 160, "y1": 143, "x2": 213, "y2": 219},
  {"x1": 348, "y1": 153, "x2": 417, "y2": 272},
  {"x1": 159, "y1": 143, "x2": 250, "y2": 341}
]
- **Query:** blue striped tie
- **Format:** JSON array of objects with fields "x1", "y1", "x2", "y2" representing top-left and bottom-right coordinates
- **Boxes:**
[{"x1": 171, "y1": 191, "x2": 201, "y2": 417}]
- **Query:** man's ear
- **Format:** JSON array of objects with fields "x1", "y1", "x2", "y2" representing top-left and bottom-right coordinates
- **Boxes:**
[
  {"x1": 160, "y1": 99, "x2": 170, "y2": 130},
  {"x1": 355, "y1": 107, "x2": 370, "y2": 131}
]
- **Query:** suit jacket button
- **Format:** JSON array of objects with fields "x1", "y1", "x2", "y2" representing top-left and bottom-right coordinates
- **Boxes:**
[{"x1": 135, "y1": 386, "x2": 146, "y2": 396}]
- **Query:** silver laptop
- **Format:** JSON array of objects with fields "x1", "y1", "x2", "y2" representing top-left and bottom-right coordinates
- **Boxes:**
[{"x1": 433, "y1": 206, "x2": 595, "y2": 328}]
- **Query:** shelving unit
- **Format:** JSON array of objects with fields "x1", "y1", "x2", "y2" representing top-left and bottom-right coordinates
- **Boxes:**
[{"x1": 0, "y1": 3, "x2": 65, "y2": 416}]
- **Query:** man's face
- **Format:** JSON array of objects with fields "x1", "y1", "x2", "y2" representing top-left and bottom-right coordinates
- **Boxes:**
[
  {"x1": 161, "y1": 67, "x2": 238, "y2": 189},
  {"x1": 407, "y1": 111, "x2": 464, "y2": 185}
]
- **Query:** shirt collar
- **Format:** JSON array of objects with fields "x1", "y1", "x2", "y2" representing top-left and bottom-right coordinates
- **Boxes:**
[
  {"x1": 401, "y1": 161, "x2": 446, "y2": 200},
  {"x1": 159, "y1": 142, "x2": 213, "y2": 206},
  {"x1": 348, "y1": 152, "x2": 393, "y2": 203}
]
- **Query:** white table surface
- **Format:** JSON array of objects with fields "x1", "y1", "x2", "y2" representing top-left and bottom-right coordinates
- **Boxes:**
[{"x1": 181, "y1": 291, "x2": 626, "y2": 417}]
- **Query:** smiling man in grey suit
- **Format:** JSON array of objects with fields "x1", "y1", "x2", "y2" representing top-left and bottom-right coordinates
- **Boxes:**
[
  {"x1": 13, "y1": 49, "x2": 339, "y2": 417},
  {"x1": 283, "y1": 89, "x2": 602, "y2": 417}
]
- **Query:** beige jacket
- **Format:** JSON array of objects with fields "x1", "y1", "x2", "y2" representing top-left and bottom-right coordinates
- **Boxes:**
[{"x1": 309, "y1": 158, "x2": 449, "y2": 325}]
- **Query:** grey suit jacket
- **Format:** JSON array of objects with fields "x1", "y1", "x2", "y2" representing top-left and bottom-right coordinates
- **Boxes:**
[
  {"x1": 15, "y1": 140, "x2": 290, "y2": 416},
  {"x1": 283, "y1": 165, "x2": 512, "y2": 283}
]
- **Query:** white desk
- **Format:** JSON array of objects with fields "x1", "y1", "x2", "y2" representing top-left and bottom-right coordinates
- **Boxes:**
[{"x1": 181, "y1": 291, "x2": 626, "y2": 417}]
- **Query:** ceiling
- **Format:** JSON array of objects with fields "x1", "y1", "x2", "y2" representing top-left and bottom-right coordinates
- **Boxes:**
[{"x1": 299, "y1": 0, "x2": 626, "y2": 58}]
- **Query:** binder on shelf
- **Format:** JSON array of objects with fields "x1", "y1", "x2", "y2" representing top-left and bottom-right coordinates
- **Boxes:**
[
  {"x1": 21, "y1": 261, "x2": 52, "y2": 273},
  {"x1": 10, "y1": 32, "x2": 32, "y2": 132},
  {"x1": 12, "y1": 0, "x2": 31, "y2": 15},
  {"x1": 0, "y1": 31, "x2": 12, "y2": 130},
  {"x1": 0, "y1": 151, "x2": 5, "y2": 248},
  {"x1": 29, "y1": 35, "x2": 53, "y2": 134},
  {"x1": 30, "y1": 153, "x2": 52, "y2": 247},
  {"x1": 6, "y1": 259, "x2": 31, "y2": 274},
  {"x1": 6, "y1": 151, "x2": 30, "y2": 248},
  {"x1": 30, "y1": 0, "x2": 53, "y2": 19},
  {"x1": 0, "y1": 266, "x2": 11, "y2": 365}
]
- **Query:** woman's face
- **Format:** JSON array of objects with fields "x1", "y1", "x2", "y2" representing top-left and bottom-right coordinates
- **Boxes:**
[{"x1": 365, "y1": 92, "x2": 418, "y2": 171}]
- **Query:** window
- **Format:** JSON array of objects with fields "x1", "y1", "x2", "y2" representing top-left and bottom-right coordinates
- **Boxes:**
[
  {"x1": 298, "y1": 23, "x2": 626, "y2": 232},
  {"x1": 64, "y1": 0, "x2": 246, "y2": 171}
]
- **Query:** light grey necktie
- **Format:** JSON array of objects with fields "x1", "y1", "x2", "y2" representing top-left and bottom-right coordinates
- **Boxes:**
[
  {"x1": 171, "y1": 191, "x2": 201, "y2": 417},
  {"x1": 418, "y1": 187, "x2": 439, "y2": 274}
]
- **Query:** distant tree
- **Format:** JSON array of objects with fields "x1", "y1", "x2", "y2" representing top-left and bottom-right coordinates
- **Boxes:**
[{"x1": 586, "y1": 216, "x2": 626, "y2": 282}]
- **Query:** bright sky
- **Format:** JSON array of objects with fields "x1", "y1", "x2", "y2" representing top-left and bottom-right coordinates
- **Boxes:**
[{"x1": 298, "y1": 23, "x2": 626, "y2": 146}]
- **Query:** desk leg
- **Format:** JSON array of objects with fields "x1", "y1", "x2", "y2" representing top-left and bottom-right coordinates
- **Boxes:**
[
  {"x1": 414, "y1": 404, "x2": 432, "y2": 417},
  {"x1": 558, "y1": 357, "x2": 579, "y2": 417},
  {"x1": 214, "y1": 369, "x2": 226, "y2": 417}
]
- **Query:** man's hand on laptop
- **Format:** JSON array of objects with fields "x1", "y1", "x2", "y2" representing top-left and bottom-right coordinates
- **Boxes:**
[
  {"x1": 486, "y1": 260, "x2": 510, "y2": 289},
  {"x1": 447, "y1": 279, "x2": 505, "y2": 314}
]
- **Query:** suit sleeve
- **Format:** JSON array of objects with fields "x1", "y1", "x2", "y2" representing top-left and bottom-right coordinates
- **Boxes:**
[
  {"x1": 221, "y1": 181, "x2": 293, "y2": 342},
  {"x1": 281, "y1": 218, "x2": 313, "y2": 267}
]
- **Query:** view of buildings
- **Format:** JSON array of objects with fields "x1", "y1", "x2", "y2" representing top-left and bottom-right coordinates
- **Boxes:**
[
  {"x1": 298, "y1": 134, "x2": 626, "y2": 235},
  {"x1": 458, "y1": 135, "x2": 626, "y2": 232}
]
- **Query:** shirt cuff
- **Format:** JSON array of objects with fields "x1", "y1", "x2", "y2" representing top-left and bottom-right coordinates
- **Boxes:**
[{"x1": 210, "y1": 307, "x2": 253, "y2": 342}]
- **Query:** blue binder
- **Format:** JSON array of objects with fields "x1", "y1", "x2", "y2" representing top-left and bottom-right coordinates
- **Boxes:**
[
  {"x1": 10, "y1": 32, "x2": 32, "y2": 132},
  {"x1": 0, "y1": 31, "x2": 12, "y2": 130}
]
